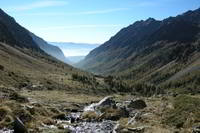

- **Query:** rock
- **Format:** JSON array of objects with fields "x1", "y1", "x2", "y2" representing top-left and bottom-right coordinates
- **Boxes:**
[
  {"x1": 14, "y1": 117, "x2": 28, "y2": 133},
  {"x1": 71, "y1": 109, "x2": 79, "y2": 113},
  {"x1": 42, "y1": 118, "x2": 55, "y2": 125},
  {"x1": 57, "y1": 124, "x2": 65, "y2": 129},
  {"x1": 81, "y1": 111, "x2": 98, "y2": 122},
  {"x1": 121, "y1": 128, "x2": 132, "y2": 133},
  {"x1": 127, "y1": 112, "x2": 141, "y2": 125},
  {"x1": 127, "y1": 126, "x2": 145, "y2": 133},
  {"x1": 112, "y1": 123, "x2": 120, "y2": 133},
  {"x1": 84, "y1": 96, "x2": 116, "y2": 112},
  {"x1": 127, "y1": 99, "x2": 147, "y2": 109},
  {"x1": 98, "y1": 96, "x2": 115, "y2": 107},
  {"x1": 193, "y1": 125, "x2": 200, "y2": 133},
  {"x1": 70, "y1": 117, "x2": 75, "y2": 123},
  {"x1": 99, "y1": 107, "x2": 129, "y2": 121},
  {"x1": 52, "y1": 113, "x2": 67, "y2": 120}
]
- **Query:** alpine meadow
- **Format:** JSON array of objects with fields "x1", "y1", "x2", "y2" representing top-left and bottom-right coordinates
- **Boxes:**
[{"x1": 0, "y1": 0, "x2": 200, "y2": 133}]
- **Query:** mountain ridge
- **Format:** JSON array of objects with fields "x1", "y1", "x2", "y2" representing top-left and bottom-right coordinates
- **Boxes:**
[
  {"x1": 0, "y1": 8, "x2": 95, "y2": 91},
  {"x1": 0, "y1": 8, "x2": 40, "y2": 51},
  {"x1": 30, "y1": 33, "x2": 71, "y2": 64},
  {"x1": 78, "y1": 8, "x2": 200, "y2": 90}
]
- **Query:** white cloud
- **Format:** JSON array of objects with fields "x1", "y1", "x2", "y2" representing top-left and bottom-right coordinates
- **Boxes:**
[
  {"x1": 8, "y1": 0, "x2": 67, "y2": 12},
  {"x1": 70, "y1": 8, "x2": 129, "y2": 15},
  {"x1": 15, "y1": 8, "x2": 129, "y2": 16},
  {"x1": 62, "y1": 48, "x2": 91, "y2": 56},
  {"x1": 33, "y1": 24, "x2": 123, "y2": 31}
]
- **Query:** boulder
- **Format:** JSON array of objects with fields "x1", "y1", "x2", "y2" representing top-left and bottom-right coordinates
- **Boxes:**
[
  {"x1": 96, "y1": 96, "x2": 116, "y2": 111},
  {"x1": 193, "y1": 125, "x2": 200, "y2": 133},
  {"x1": 52, "y1": 113, "x2": 67, "y2": 120},
  {"x1": 127, "y1": 126, "x2": 145, "y2": 133},
  {"x1": 14, "y1": 117, "x2": 28, "y2": 133},
  {"x1": 84, "y1": 96, "x2": 116, "y2": 112},
  {"x1": 99, "y1": 107, "x2": 129, "y2": 121},
  {"x1": 81, "y1": 111, "x2": 98, "y2": 121},
  {"x1": 98, "y1": 96, "x2": 115, "y2": 107},
  {"x1": 127, "y1": 99, "x2": 147, "y2": 109}
]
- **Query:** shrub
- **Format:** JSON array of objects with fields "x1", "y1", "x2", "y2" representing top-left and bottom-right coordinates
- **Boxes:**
[{"x1": 72, "y1": 73, "x2": 96, "y2": 85}]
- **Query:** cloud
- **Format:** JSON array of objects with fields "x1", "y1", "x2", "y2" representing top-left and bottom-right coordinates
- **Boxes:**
[
  {"x1": 62, "y1": 48, "x2": 92, "y2": 56},
  {"x1": 15, "y1": 8, "x2": 129, "y2": 16},
  {"x1": 8, "y1": 0, "x2": 67, "y2": 12},
  {"x1": 33, "y1": 24, "x2": 123, "y2": 31},
  {"x1": 70, "y1": 8, "x2": 129, "y2": 15}
]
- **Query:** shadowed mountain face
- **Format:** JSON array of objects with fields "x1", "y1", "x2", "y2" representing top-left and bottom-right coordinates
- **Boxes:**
[
  {"x1": 0, "y1": 8, "x2": 70, "y2": 64},
  {"x1": 0, "y1": 9, "x2": 40, "y2": 51},
  {"x1": 0, "y1": 9, "x2": 95, "y2": 90},
  {"x1": 78, "y1": 8, "x2": 200, "y2": 87},
  {"x1": 49, "y1": 42, "x2": 99, "y2": 64},
  {"x1": 30, "y1": 33, "x2": 71, "y2": 64}
]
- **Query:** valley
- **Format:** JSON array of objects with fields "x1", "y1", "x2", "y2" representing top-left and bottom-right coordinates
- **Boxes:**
[{"x1": 0, "y1": 3, "x2": 200, "y2": 133}]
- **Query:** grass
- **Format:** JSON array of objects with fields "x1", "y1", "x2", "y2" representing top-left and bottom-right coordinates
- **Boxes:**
[
  {"x1": 164, "y1": 95, "x2": 200, "y2": 128},
  {"x1": 0, "y1": 106, "x2": 13, "y2": 128},
  {"x1": 0, "y1": 42, "x2": 103, "y2": 92},
  {"x1": 1, "y1": 88, "x2": 199, "y2": 132}
]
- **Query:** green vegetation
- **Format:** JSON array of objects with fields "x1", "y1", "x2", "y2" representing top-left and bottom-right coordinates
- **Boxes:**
[
  {"x1": 104, "y1": 76, "x2": 132, "y2": 92},
  {"x1": 72, "y1": 73, "x2": 97, "y2": 85},
  {"x1": 164, "y1": 95, "x2": 200, "y2": 128}
]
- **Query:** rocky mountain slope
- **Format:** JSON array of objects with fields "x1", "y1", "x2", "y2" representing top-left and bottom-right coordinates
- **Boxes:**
[
  {"x1": 0, "y1": 9, "x2": 40, "y2": 51},
  {"x1": 30, "y1": 33, "x2": 71, "y2": 64},
  {"x1": 0, "y1": 8, "x2": 70, "y2": 65},
  {"x1": 78, "y1": 8, "x2": 200, "y2": 91},
  {"x1": 0, "y1": 9, "x2": 98, "y2": 91}
]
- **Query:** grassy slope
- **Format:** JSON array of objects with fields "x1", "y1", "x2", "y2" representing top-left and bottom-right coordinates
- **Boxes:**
[{"x1": 0, "y1": 42, "x2": 100, "y2": 92}]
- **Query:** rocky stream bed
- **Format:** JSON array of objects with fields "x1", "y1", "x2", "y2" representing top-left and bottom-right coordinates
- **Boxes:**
[{"x1": 1, "y1": 96, "x2": 148, "y2": 133}]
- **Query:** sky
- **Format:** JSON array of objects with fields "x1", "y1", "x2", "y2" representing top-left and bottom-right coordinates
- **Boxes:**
[{"x1": 1, "y1": 0, "x2": 200, "y2": 44}]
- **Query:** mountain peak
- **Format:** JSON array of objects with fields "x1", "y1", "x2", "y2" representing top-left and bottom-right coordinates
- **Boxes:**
[
  {"x1": 80, "y1": 8, "x2": 200, "y2": 75},
  {"x1": 146, "y1": 17, "x2": 156, "y2": 22},
  {"x1": 143, "y1": 17, "x2": 157, "y2": 25}
]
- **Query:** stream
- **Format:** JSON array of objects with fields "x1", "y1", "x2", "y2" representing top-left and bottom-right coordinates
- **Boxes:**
[
  {"x1": 1, "y1": 96, "x2": 146, "y2": 133},
  {"x1": 42, "y1": 96, "x2": 119, "y2": 133}
]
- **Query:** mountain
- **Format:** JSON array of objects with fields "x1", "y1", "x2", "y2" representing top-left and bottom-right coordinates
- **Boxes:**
[
  {"x1": 49, "y1": 42, "x2": 99, "y2": 63},
  {"x1": 0, "y1": 9, "x2": 96, "y2": 91},
  {"x1": 0, "y1": 8, "x2": 70, "y2": 65},
  {"x1": 30, "y1": 33, "x2": 71, "y2": 64},
  {"x1": 0, "y1": 9, "x2": 40, "y2": 51},
  {"x1": 79, "y1": 8, "x2": 200, "y2": 91}
]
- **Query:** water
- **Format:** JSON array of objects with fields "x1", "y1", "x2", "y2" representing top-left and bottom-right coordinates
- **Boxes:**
[
  {"x1": 55, "y1": 97, "x2": 118, "y2": 133},
  {"x1": 1, "y1": 97, "x2": 119, "y2": 133},
  {"x1": 63, "y1": 120, "x2": 117, "y2": 133},
  {"x1": 0, "y1": 128, "x2": 14, "y2": 133}
]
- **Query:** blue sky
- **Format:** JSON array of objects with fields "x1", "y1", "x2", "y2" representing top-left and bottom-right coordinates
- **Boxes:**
[{"x1": 1, "y1": 0, "x2": 200, "y2": 44}]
